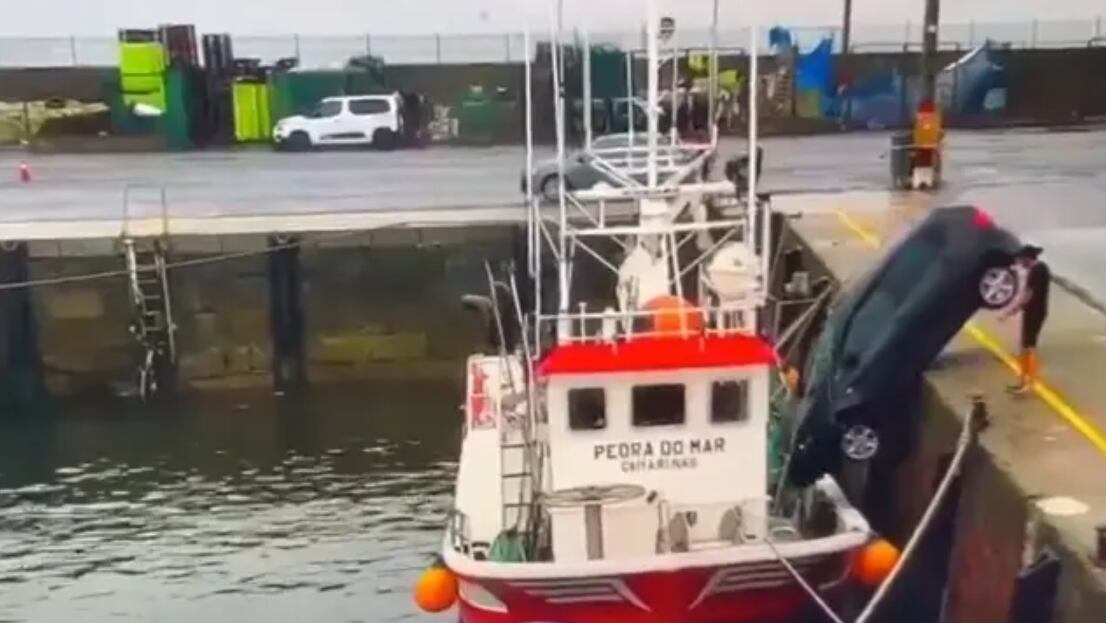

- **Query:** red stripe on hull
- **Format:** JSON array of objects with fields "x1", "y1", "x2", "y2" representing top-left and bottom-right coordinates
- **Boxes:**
[{"x1": 455, "y1": 555, "x2": 854, "y2": 623}]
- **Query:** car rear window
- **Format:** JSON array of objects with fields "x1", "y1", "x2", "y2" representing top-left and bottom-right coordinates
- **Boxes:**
[{"x1": 349, "y1": 99, "x2": 391, "y2": 115}]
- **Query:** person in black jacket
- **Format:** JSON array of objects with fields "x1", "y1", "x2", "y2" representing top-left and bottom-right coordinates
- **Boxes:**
[{"x1": 1002, "y1": 245, "x2": 1050, "y2": 395}]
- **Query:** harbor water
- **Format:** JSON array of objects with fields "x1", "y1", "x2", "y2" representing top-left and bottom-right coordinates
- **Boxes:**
[{"x1": 0, "y1": 382, "x2": 459, "y2": 622}]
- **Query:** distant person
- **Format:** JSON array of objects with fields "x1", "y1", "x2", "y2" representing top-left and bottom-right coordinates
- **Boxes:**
[{"x1": 1001, "y1": 245, "x2": 1050, "y2": 395}]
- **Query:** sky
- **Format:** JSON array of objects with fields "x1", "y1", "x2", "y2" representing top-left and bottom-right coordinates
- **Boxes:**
[{"x1": 0, "y1": 0, "x2": 1099, "y2": 36}]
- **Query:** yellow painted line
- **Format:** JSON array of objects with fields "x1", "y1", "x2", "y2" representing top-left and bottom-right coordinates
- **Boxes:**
[
  {"x1": 834, "y1": 207, "x2": 883, "y2": 248},
  {"x1": 831, "y1": 208, "x2": 1106, "y2": 456}
]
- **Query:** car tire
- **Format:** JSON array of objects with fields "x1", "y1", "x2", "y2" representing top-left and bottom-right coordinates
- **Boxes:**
[
  {"x1": 840, "y1": 424, "x2": 880, "y2": 462},
  {"x1": 540, "y1": 175, "x2": 563, "y2": 202},
  {"x1": 978, "y1": 265, "x2": 1019, "y2": 310},
  {"x1": 372, "y1": 129, "x2": 397, "y2": 151},
  {"x1": 286, "y1": 131, "x2": 312, "y2": 152}
]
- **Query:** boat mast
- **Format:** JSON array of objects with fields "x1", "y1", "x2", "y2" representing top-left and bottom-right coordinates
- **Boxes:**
[
  {"x1": 551, "y1": 7, "x2": 569, "y2": 319},
  {"x1": 583, "y1": 28, "x2": 592, "y2": 151},
  {"x1": 708, "y1": 0, "x2": 719, "y2": 131},
  {"x1": 748, "y1": 21, "x2": 769, "y2": 296},
  {"x1": 524, "y1": 26, "x2": 542, "y2": 348},
  {"x1": 646, "y1": 0, "x2": 659, "y2": 188},
  {"x1": 625, "y1": 49, "x2": 634, "y2": 169},
  {"x1": 669, "y1": 23, "x2": 678, "y2": 150}
]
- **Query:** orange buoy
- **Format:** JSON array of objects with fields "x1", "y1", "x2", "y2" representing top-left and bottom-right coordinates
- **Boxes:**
[
  {"x1": 853, "y1": 538, "x2": 900, "y2": 587},
  {"x1": 414, "y1": 566, "x2": 458, "y2": 613},
  {"x1": 644, "y1": 295, "x2": 703, "y2": 336}
]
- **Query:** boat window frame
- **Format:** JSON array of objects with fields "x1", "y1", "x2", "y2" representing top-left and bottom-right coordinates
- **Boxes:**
[
  {"x1": 709, "y1": 378, "x2": 749, "y2": 424},
  {"x1": 631, "y1": 382, "x2": 687, "y2": 428},
  {"x1": 567, "y1": 386, "x2": 607, "y2": 431}
]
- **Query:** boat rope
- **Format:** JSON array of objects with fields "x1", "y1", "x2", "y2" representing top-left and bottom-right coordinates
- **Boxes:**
[
  {"x1": 772, "y1": 283, "x2": 834, "y2": 365},
  {"x1": 768, "y1": 398, "x2": 981, "y2": 623},
  {"x1": 0, "y1": 227, "x2": 373, "y2": 292},
  {"x1": 764, "y1": 536, "x2": 847, "y2": 623}
]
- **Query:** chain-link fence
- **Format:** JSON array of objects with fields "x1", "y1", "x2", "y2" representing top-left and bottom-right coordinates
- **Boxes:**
[{"x1": 0, "y1": 18, "x2": 1101, "y2": 68}]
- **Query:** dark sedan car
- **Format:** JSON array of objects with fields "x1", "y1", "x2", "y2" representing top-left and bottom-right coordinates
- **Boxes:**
[{"x1": 786, "y1": 206, "x2": 1022, "y2": 486}]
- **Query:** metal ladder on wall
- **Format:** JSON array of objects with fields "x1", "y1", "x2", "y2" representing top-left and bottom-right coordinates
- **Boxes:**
[
  {"x1": 122, "y1": 186, "x2": 177, "y2": 400},
  {"x1": 500, "y1": 430, "x2": 536, "y2": 530}
]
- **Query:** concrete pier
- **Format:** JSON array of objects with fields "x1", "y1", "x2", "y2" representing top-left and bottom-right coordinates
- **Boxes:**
[
  {"x1": 0, "y1": 242, "x2": 43, "y2": 409},
  {"x1": 784, "y1": 196, "x2": 1106, "y2": 623},
  {"x1": 266, "y1": 234, "x2": 306, "y2": 393},
  {"x1": 13, "y1": 218, "x2": 520, "y2": 400}
]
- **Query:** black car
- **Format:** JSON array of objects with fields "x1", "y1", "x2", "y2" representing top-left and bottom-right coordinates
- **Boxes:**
[{"x1": 786, "y1": 205, "x2": 1022, "y2": 486}]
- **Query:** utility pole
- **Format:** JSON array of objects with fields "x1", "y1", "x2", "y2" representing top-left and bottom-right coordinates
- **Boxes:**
[
  {"x1": 841, "y1": 0, "x2": 853, "y2": 56},
  {"x1": 839, "y1": 0, "x2": 855, "y2": 126},
  {"x1": 921, "y1": 0, "x2": 940, "y2": 103}
]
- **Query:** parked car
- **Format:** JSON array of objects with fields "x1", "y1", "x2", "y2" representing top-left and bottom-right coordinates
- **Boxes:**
[
  {"x1": 524, "y1": 132, "x2": 696, "y2": 201},
  {"x1": 273, "y1": 94, "x2": 403, "y2": 151},
  {"x1": 786, "y1": 205, "x2": 1022, "y2": 487}
]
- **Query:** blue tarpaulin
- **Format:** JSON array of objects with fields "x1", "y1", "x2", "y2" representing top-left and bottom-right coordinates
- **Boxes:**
[
  {"x1": 796, "y1": 38, "x2": 834, "y2": 94},
  {"x1": 827, "y1": 41, "x2": 1007, "y2": 127}
]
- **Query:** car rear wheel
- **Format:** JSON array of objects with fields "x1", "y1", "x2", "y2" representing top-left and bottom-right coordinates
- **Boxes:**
[
  {"x1": 285, "y1": 131, "x2": 312, "y2": 152},
  {"x1": 978, "y1": 265, "x2": 1018, "y2": 310},
  {"x1": 841, "y1": 424, "x2": 880, "y2": 462},
  {"x1": 540, "y1": 175, "x2": 563, "y2": 202},
  {"x1": 372, "y1": 129, "x2": 397, "y2": 151}
]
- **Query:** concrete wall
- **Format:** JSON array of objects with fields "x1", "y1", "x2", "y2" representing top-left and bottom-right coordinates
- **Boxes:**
[
  {"x1": 4, "y1": 47, "x2": 1105, "y2": 148},
  {"x1": 0, "y1": 67, "x2": 113, "y2": 102},
  {"x1": 778, "y1": 218, "x2": 1106, "y2": 623},
  {"x1": 16, "y1": 226, "x2": 517, "y2": 402},
  {"x1": 383, "y1": 63, "x2": 523, "y2": 109},
  {"x1": 1004, "y1": 47, "x2": 1106, "y2": 121}
]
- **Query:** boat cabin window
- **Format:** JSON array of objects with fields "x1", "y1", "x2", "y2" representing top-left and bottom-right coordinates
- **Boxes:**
[
  {"x1": 568, "y1": 388, "x2": 606, "y2": 430},
  {"x1": 632, "y1": 384, "x2": 685, "y2": 427},
  {"x1": 711, "y1": 380, "x2": 748, "y2": 423}
]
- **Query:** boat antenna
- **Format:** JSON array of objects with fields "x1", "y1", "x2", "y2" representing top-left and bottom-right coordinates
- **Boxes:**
[
  {"x1": 625, "y1": 48, "x2": 634, "y2": 170},
  {"x1": 523, "y1": 27, "x2": 535, "y2": 276},
  {"x1": 748, "y1": 22, "x2": 770, "y2": 295},
  {"x1": 669, "y1": 19, "x2": 678, "y2": 149},
  {"x1": 645, "y1": 0, "x2": 659, "y2": 188},
  {"x1": 748, "y1": 23, "x2": 759, "y2": 216},
  {"x1": 582, "y1": 28, "x2": 592, "y2": 151},
  {"x1": 550, "y1": 4, "x2": 569, "y2": 317},
  {"x1": 708, "y1": 0, "x2": 719, "y2": 134}
]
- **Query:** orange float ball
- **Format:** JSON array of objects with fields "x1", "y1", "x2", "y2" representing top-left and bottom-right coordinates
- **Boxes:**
[
  {"x1": 853, "y1": 538, "x2": 900, "y2": 587},
  {"x1": 645, "y1": 295, "x2": 703, "y2": 335},
  {"x1": 414, "y1": 566, "x2": 458, "y2": 613}
]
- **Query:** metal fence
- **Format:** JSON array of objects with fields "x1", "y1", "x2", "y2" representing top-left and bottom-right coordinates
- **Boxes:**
[{"x1": 0, "y1": 18, "x2": 1101, "y2": 69}]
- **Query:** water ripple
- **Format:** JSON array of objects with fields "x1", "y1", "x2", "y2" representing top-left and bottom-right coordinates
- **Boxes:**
[{"x1": 0, "y1": 385, "x2": 457, "y2": 622}]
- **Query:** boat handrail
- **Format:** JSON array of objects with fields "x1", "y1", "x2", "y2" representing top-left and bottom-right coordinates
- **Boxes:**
[{"x1": 536, "y1": 300, "x2": 765, "y2": 345}]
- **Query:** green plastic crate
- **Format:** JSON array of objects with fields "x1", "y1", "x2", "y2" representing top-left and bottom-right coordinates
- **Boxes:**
[{"x1": 233, "y1": 82, "x2": 273, "y2": 142}]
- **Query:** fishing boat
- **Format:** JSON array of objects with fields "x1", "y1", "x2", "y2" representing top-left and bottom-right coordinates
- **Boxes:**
[{"x1": 417, "y1": 3, "x2": 894, "y2": 621}]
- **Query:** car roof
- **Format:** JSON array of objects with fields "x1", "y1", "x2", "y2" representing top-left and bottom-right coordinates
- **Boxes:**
[{"x1": 322, "y1": 93, "x2": 396, "y2": 102}]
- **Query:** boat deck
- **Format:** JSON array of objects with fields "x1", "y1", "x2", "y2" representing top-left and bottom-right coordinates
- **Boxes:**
[{"x1": 788, "y1": 194, "x2": 1106, "y2": 623}]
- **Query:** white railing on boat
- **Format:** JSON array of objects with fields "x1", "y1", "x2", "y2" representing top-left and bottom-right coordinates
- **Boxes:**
[{"x1": 536, "y1": 301, "x2": 764, "y2": 346}]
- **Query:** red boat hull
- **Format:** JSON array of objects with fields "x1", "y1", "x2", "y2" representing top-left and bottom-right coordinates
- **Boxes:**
[{"x1": 454, "y1": 553, "x2": 854, "y2": 623}]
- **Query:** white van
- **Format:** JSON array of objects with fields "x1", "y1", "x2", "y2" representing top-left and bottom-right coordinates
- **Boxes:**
[{"x1": 273, "y1": 94, "x2": 403, "y2": 150}]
